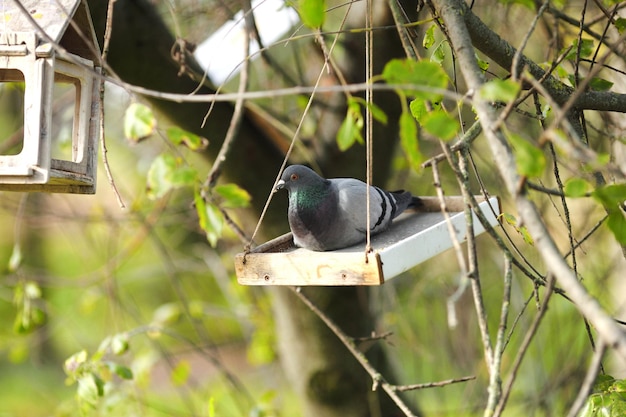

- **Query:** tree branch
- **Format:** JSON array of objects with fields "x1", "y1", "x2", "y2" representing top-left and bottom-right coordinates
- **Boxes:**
[{"x1": 430, "y1": 0, "x2": 626, "y2": 364}]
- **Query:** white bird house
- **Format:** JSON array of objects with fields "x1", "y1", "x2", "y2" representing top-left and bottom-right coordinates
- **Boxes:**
[
  {"x1": 235, "y1": 196, "x2": 501, "y2": 285},
  {"x1": 0, "y1": 0, "x2": 101, "y2": 193}
]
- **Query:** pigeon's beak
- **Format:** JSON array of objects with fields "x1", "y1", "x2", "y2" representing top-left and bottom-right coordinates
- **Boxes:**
[{"x1": 274, "y1": 179, "x2": 285, "y2": 192}]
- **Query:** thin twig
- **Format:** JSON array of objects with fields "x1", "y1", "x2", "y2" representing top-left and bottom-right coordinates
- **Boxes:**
[
  {"x1": 291, "y1": 287, "x2": 418, "y2": 417},
  {"x1": 430, "y1": 158, "x2": 469, "y2": 330},
  {"x1": 393, "y1": 376, "x2": 476, "y2": 391},
  {"x1": 100, "y1": 0, "x2": 125, "y2": 208},
  {"x1": 565, "y1": 339, "x2": 607, "y2": 417},
  {"x1": 493, "y1": 275, "x2": 556, "y2": 417},
  {"x1": 485, "y1": 253, "x2": 513, "y2": 416}
]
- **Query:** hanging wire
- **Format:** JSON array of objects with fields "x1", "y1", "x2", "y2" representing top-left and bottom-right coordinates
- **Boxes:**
[
  {"x1": 364, "y1": 0, "x2": 374, "y2": 259},
  {"x1": 245, "y1": 27, "x2": 346, "y2": 253}
]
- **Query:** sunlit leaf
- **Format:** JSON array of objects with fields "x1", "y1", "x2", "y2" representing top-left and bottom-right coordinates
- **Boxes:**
[
  {"x1": 498, "y1": 213, "x2": 534, "y2": 245},
  {"x1": 171, "y1": 360, "x2": 191, "y2": 386},
  {"x1": 507, "y1": 133, "x2": 546, "y2": 177},
  {"x1": 421, "y1": 110, "x2": 459, "y2": 141},
  {"x1": 381, "y1": 59, "x2": 448, "y2": 100},
  {"x1": 431, "y1": 41, "x2": 448, "y2": 65},
  {"x1": 64, "y1": 350, "x2": 88, "y2": 376},
  {"x1": 299, "y1": 0, "x2": 325, "y2": 28},
  {"x1": 152, "y1": 302, "x2": 181, "y2": 326},
  {"x1": 423, "y1": 24, "x2": 436, "y2": 49},
  {"x1": 479, "y1": 79, "x2": 521, "y2": 103},
  {"x1": 399, "y1": 111, "x2": 423, "y2": 172},
  {"x1": 8, "y1": 243, "x2": 22, "y2": 272},
  {"x1": 476, "y1": 52, "x2": 490, "y2": 71},
  {"x1": 562, "y1": 38, "x2": 594, "y2": 60},
  {"x1": 214, "y1": 183, "x2": 252, "y2": 208},
  {"x1": 111, "y1": 334, "x2": 130, "y2": 355},
  {"x1": 77, "y1": 373, "x2": 102, "y2": 406},
  {"x1": 146, "y1": 154, "x2": 197, "y2": 199},
  {"x1": 124, "y1": 103, "x2": 156, "y2": 142},
  {"x1": 616, "y1": 18, "x2": 626, "y2": 34},
  {"x1": 166, "y1": 126, "x2": 208, "y2": 151},
  {"x1": 195, "y1": 191, "x2": 224, "y2": 247},
  {"x1": 146, "y1": 154, "x2": 177, "y2": 199},
  {"x1": 207, "y1": 397, "x2": 216, "y2": 417}
]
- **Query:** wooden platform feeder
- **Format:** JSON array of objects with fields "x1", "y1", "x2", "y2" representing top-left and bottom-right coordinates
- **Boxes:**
[
  {"x1": 0, "y1": 0, "x2": 101, "y2": 194},
  {"x1": 235, "y1": 196, "x2": 501, "y2": 286}
]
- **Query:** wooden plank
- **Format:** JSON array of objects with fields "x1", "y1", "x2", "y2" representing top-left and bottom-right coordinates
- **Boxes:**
[
  {"x1": 235, "y1": 250, "x2": 382, "y2": 286},
  {"x1": 235, "y1": 196, "x2": 501, "y2": 286}
]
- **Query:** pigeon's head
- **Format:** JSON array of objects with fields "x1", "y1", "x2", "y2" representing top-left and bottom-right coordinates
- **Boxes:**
[{"x1": 275, "y1": 165, "x2": 326, "y2": 193}]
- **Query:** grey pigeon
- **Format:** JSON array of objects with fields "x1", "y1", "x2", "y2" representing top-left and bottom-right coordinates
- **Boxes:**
[{"x1": 275, "y1": 165, "x2": 421, "y2": 251}]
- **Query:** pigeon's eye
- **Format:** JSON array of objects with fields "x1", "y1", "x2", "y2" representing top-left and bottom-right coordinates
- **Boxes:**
[{"x1": 290, "y1": 173, "x2": 299, "y2": 181}]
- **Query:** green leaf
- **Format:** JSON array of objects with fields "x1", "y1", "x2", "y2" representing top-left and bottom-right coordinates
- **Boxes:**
[
  {"x1": 409, "y1": 99, "x2": 429, "y2": 124},
  {"x1": 336, "y1": 100, "x2": 363, "y2": 151},
  {"x1": 431, "y1": 41, "x2": 448, "y2": 65},
  {"x1": 476, "y1": 53, "x2": 490, "y2": 71},
  {"x1": 195, "y1": 191, "x2": 224, "y2": 247},
  {"x1": 146, "y1": 154, "x2": 196, "y2": 199},
  {"x1": 152, "y1": 302, "x2": 181, "y2": 326},
  {"x1": 8, "y1": 243, "x2": 22, "y2": 272},
  {"x1": 562, "y1": 38, "x2": 595, "y2": 60},
  {"x1": 564, "y1": 178, "x2": 591, "y2": 197},
  {"x1": 421, "y1": 110, "x2": 459, "y2": 141},
  {"x1": 606, "y1": 210, "x2": 626, "y2": 245},
  {"x1": 593, "y1": 184, "x2": 626, "y2": 208},
  {"x1": 214, "y1": 183, "x2": 251, "y2": 208},
  {"x1": 171, "y1": 360, "x2": 191, "y2": 386},
  {"x1": 166, "y1": 126, "x2": 208, "y2": 151},
  {"x1": 616, "y1": 18, "x2": 626, "y2": 34},
  {"x1": 381, "y1": 59, "x2": 448, "y2": 100},
  {"x1": 299, "y1": 0, "x2": 325, "y2": 28},
  {"x1": 507, "y1": 133, "x2": 546, "y2": 177},
  {"x1": 207, "y1": 397, "x2": 216, "y2": 417},
  {"x1": 479, "y1": 79, "x2": 521, "y2": 103},
  {"x1": 64, "y1": 350, "x2": 88, "y2": 376},
  {"x1": 423, "y1": 24, "x2": 436, "y2": 49},
  {"x1": 498, "y1": 213, "x2": 534, "y2": 245},
  {"x1": 588, "y1": 77, "x2": 614, "y2": 92},
  {"x1": 124, "y1": 103, "x2": 156, "y2": 142},
  {"x1": 363, "y1": 100, "x2": 388, "y2": 125},
  {"x1": 77, "y1": 374, "x2": 102, "y2": 407},
  {"x1": 147, "y1": 154, "x2": 176, "y2": 199},
  {"x1": 593, "y1": 185, "x2": 626, "y2": 245},
  {"x1": 109, "y1": 363, "x2": 134, "y2": 380},
  {"x1": 111, "y1": 334, "x2": 129, "y2": 355},
  {"x1": 399, "y1": 111, "x2": 423, "y2": 172}
]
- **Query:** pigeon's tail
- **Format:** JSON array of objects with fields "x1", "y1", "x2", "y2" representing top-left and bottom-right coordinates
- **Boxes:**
[
  {"x1": 389, "y1": 190, "x2": 422, "y2": 218},
  {"x1": 409, "y1": 195, "x2": 423, "y2": 208}
]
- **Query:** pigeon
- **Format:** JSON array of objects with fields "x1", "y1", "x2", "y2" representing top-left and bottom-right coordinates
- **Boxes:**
[{"x1": 275, "y1": 165, "x2": 422, "y2": 251}]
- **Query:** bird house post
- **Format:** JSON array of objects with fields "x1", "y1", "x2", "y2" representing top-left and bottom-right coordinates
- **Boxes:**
[{"x1": 0, "y1": 0, "x2": 101, "y2": 193}]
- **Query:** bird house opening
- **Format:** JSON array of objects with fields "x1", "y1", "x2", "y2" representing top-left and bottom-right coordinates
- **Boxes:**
[
  {"x1": 51, "y1": 75, "x2": 79, "y2": 163},
  {"x1": 0, "y1": 69, "x2": 26, "y2": 156}
]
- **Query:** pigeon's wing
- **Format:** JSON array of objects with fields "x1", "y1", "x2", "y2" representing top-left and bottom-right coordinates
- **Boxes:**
[{"x1": 333, "y1": 179, "x2": 398, "y2": 234}]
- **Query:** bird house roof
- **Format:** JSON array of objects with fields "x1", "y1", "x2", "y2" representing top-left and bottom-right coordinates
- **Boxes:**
[{"x1": 0, "y1": 0, "x2": 100, "y2": 63}]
